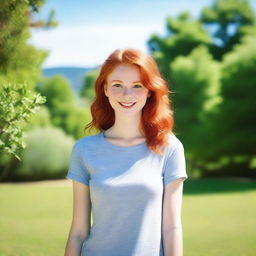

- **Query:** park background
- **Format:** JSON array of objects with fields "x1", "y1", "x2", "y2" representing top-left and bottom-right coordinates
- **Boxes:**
[{"x1": 0, "y1": 0, "x2": 256, "y2": 255}]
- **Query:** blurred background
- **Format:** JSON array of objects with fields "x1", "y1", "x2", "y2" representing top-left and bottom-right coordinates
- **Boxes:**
[{"x1": 0, "y1": 0, "x2": 255, "y2": 255}]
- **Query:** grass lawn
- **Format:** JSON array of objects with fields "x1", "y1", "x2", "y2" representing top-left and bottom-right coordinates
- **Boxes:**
[{"x1": 0, "y1": 178, "x2": 255, "y2": 256}]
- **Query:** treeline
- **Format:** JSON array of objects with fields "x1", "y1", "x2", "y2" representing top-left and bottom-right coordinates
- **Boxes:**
[
  {"x1": 147, "y1": 0, "x2": 256, "y2": 178},
  {"x1": 0, "y1": 0, "x2": 255, "y2": 181},
  {"x1": 82, "y1": 0, "x2": 256, "y2": 179},
  {"x1": 0, "y1": 0, "x2": 92, "y2": 181}
]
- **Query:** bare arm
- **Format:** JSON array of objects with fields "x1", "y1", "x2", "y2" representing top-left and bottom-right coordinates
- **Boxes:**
[
  {"x1": 162, "y1": 178, "x2": 185, "y2": 256},
  {"x1": 64, "y1": 180, "x2": 91, "y2": 256}
]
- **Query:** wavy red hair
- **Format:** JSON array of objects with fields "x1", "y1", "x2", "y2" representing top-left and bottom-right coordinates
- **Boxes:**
[{"x1": 84, "y1": 48, "x2": 175, "y2": 155}]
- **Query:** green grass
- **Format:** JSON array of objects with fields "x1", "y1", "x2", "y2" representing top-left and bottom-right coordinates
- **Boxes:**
[{"x1": 0, "y1": 178, "x2": 255, "y2": 256}]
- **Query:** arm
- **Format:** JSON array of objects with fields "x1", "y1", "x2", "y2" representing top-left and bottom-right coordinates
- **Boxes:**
[
  {"x1": 162, "y1": 178, "x2": 185, "y2": 256},
  {"x1": 64, "y1": 180, "x2": 91, "y2": 256}
]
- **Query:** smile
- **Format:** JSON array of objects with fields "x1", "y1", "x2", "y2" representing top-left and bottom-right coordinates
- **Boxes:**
[{"x1": 118, "y1": 102, "x2": 136, "y2": 108}]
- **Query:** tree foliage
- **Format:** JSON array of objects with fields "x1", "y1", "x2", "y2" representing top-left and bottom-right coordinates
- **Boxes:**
[
  {"x1": 200, "y1": 0, "x2": 256, "y2": 59},
  {"x1": 0, "y1": 0, "x2": 58, "y2": 180},
  {"x1": 0, "y1": 0, "x2": 51, "y2": 87},
  {"x1": 80, "y1": 69, "x2": 99, "y2": 101},
  {"x1": 171, "y1": 46, "x2": 221, "y2": 155},
  {"x1": 148, "y1": 0, "x2": 256, "y2": 177},
  {"x1": 148, "y1": 11, "x2": 212, "y2": 80},
  {"x1": 215, "y1": 36, "x2": 256, "y2": 158},
  {"x1": 36, "y1": 75, "x2": 76, "y2": 126},
  {"x1": 0, "y1": 82, "x2": 46, "y2": 163},
  {"x1": 36, "y1": 75, "x2": 92, "y2": 139}
]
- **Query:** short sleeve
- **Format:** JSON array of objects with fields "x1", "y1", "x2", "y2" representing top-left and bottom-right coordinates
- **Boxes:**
[
  {"x1": 66, "y1": 143, "x2": 90, "y2": 186},
  {"x1": 163, "y1": 137, "x2": 188, "y2": 185}
]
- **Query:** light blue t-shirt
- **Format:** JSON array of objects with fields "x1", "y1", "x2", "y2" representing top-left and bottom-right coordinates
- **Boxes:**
[{"x1": 66, "y1": 131, "x2": 188, "y2": 256}]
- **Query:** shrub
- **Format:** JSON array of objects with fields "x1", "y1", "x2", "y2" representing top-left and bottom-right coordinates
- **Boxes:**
[{"x1": 15, "y1": 126, "x2": 75, "y2": 180}]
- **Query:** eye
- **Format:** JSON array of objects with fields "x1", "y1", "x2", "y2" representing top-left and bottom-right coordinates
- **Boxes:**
[
  {"x1": 113, "y1": 83, "x2": 122, "y2": 87},
  {"x1": 134, "y1": 84, "x2": 142, "y2": 88}
]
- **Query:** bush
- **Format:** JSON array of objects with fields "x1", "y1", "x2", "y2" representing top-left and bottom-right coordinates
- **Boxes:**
[{"x1": 14, "y1": 126, "x2": 75, "y2": 180}]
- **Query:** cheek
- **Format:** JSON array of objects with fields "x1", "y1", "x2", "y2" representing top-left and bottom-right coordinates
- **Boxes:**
[
  {"x1": 135, "y1": 89, "x2": 149, "y2": 98},
  {"x1": 109, "y1": 87, "x2": 122, "y2": 96}
]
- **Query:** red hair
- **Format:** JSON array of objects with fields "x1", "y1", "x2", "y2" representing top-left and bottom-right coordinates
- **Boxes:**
[{"x1": 84, "y1": 48, "x2": 175, "y2": 155}]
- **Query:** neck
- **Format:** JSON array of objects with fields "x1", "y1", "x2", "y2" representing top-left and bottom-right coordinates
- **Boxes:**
[{"x1": 105, "y1": 111, "x2": 144, "y2": 139}]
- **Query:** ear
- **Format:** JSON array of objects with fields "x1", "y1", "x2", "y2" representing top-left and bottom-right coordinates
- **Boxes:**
[
  {"x1": 147, "y1": 90, "x2": 151, "y2": 98},
  {"x1": 104, "y1": 84, "x2": 108, "y2": 97}
]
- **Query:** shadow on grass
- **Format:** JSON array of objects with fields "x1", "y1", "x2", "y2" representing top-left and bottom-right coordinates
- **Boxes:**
[{"x1": 184, "y1": 177, "x2": 256, "y2": 195}]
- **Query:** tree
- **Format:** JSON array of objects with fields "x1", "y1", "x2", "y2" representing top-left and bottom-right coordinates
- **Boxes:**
[
  {"x1": 80, "y1": 69, "x2": 99, "y2": 101},
  {"x1": 146, "y1": 0, "x2": 256, "y2": 178},
  {"x1": 147, "y1": 11, "x2": 212, "y2": 80},
  {"x1": 200, "y1": 0, "x2": 256, "y2": 59},
  {"x1": 170, "y1": 46, "x2": 221, "y2": 176},
  {"x1": 36, "y1": 75, "x2": 76, "y2": 127},
  {"x1": 195, "y1": 35, "x2": 256, "y2": 177},
  {"x1": 36, "y1": 75, "x2": 92, "y2": 140},
  {"x1": 0, "y1": 0, "x2": 57, "y2": 180},
  {"x1": 0, "y1": 0, "x2": 58, "y2": 87},
  {"x1": 0, "y1": 82, "x2": 46, "y2": 181},
  {"x1": 213, "y1": 36, "x2": 256, "y2": 162}
]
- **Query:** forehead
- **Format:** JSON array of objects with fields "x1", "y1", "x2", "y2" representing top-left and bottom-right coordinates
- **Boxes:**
[{"x1": 107, "y1": 64, "x2": 141, "y2": 82}]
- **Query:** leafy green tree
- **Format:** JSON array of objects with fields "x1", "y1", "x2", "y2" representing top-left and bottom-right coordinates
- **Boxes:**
[
  {"x1": 80, "y1": 69, "x2": 99, "y2": 101},
  {"x1": 210, "y1": 36, "x2": 256, "y2": 169},
  {"x1": 0, "y1": 82, "x2": 46, "y2": 159},
  {"x1": 36, "y1": 75, "x2": 92, "y2": 139},
  {"x1": 147, "y1": 12, "x2": 212, "y2": 80},
  {"x1": 170, "y1": 46, "x2": 221, "y2": 176},
  {"x1": 0, "y1": 0, "x2": 57, "y2": 161},
  {"x1": 0, "y1": 82, "x2": 46, "y2": 181},
  {"x1": 200, "y1": 0, "x2": 256, "y2": 59},
  {"x1": 148, "y1": 1, "x2": 256, "y2": 78},
  {"x1": 146, "y1": 0, "x2": 256, "y2": 178},
  {"x1": 37, "y1": 75, "x2": 76, "y2": 108},
  {"x1": 36, "y1": 75, "x2": 76, "y2": 126},
  {"x1": 0, "y1": 0, "x2": 58, "y2": 87}
]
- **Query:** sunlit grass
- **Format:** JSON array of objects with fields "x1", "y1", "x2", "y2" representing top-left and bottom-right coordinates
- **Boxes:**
[{"x1": 0, "y1": 178, "x2": 255, "y2": 256}]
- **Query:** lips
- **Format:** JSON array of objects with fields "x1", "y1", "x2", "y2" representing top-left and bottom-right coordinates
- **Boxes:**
[{"x1": 119, "y1": 102, "x2": 136, "y2": 108}]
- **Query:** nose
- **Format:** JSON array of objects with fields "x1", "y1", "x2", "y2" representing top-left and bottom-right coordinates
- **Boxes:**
[{"x1": 123, "y1": 87, "x2": 133, "y2": 96}]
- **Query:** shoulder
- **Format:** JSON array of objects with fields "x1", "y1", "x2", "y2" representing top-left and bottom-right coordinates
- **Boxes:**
[
  {"x1": 72, "y1": 133, "x2": 100, "y2": 152},
  {"x1": 165, "y1": 132, "x2": 184, "y2": 155}
]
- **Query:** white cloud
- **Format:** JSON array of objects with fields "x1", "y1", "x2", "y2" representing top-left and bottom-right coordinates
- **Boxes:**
[{"x1": 29, "y1": 24, "x2": 165, "y2": 68}]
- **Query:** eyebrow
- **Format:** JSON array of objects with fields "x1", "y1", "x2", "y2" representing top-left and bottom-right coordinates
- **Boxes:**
[{"x1": 111, "y1": 79, "x2": 142, "y2": 84}]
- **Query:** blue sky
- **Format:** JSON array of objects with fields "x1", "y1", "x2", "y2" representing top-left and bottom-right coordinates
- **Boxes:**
[{"x1": 29, "y1": 0, "x2": 256, "y2": 68}]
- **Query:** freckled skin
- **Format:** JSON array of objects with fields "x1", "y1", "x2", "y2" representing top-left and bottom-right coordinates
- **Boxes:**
[{"x1": 104, "y1": 63, "x2": 151, "y2": 115}]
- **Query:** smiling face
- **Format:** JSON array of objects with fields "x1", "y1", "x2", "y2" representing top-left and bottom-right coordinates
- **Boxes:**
[{"x1": 104, "y1": 63, "x2": 151, "y2": 115}]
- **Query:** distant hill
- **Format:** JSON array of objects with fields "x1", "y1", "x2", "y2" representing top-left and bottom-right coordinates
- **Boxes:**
[{"x1": 42, "y1": 66, "x2": 97, "y2": 93}]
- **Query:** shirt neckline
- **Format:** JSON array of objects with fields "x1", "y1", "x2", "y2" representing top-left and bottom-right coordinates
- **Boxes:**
[{"x1": 99, "y1": 131, "x2": 147, "y2": 151}]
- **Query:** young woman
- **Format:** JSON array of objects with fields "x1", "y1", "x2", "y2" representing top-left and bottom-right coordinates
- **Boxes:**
[{"x1": 64, "y1": 48, "x2": 188, "y2": 256}]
